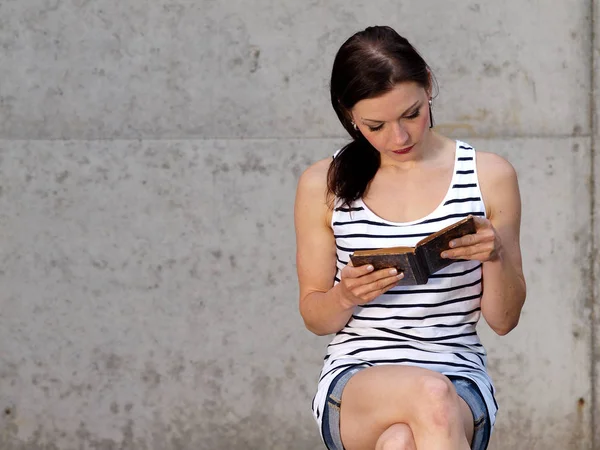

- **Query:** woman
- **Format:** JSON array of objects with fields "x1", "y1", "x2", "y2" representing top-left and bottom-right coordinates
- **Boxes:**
[{"x1": 294, "y1": 26, "x2": 526, "y2": 450}]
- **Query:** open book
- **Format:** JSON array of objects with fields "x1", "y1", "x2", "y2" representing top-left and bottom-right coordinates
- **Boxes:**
[{"x1": 349, "y1": 216, "x2": 476, "y2": 286}]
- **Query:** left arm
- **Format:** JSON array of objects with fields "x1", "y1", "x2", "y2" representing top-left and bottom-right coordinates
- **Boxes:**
[{"x1": 441, "y1": 152, "x2": 526, "y2": 335}]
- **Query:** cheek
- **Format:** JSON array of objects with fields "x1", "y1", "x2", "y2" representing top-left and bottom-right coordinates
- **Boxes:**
[
  {"x1": 413, "y1": 112, "x2": 431, "y2": 133},
  {"x1": 363, "y1": 133, "x2": 386, "y2": 153},
  {"x1": 400, "y1": 116, "x2": 430, "y2": 141}
]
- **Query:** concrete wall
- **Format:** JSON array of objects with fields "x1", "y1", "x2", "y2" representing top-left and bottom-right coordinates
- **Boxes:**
[{"x1": 0, "y1": 1, "x2": 596, "y2": 449}]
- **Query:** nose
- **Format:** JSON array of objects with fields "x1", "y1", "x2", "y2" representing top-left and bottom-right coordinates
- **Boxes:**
[{"x1": 391, "y1": 121, "x2": 409, "y2": 145}]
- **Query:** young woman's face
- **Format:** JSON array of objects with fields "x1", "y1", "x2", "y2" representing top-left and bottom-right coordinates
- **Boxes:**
[{"x1": 350, "y1": 82, "x2": 431, "y2": 161}]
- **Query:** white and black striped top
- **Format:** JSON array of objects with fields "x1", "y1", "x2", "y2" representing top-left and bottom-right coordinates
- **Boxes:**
[{"x1": 312, "y1": 141, "x2": 498, "y2": 436}]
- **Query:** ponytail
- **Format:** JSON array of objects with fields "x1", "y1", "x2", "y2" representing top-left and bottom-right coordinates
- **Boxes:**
[{"x1": 327, "y1": 135, "x2": 380, "y2": 208}]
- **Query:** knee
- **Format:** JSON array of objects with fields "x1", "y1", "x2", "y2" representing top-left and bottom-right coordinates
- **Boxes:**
[
  {"x1": 416, "y1": 376, "x2": 460, "y2": 429},
  {"x1": 376, "y1": 423, "x2": 416, "y2": 450}
]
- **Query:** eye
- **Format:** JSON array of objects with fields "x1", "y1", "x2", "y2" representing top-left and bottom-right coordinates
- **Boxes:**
[
  {"x1": 405, "y1": 110, "x2": 420, "y2": 120},
  {"x1": 367, "y1": 124, "x2": 384, "y2": 132}
]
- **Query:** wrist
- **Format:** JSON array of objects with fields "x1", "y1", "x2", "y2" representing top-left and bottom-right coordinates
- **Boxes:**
[{"x1": 332, "y1": 284, "x2": 356, "y2": 311}]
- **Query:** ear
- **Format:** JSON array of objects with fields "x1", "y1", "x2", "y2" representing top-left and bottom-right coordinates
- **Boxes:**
[
  {"x1": 349, "y1": 111, "x2": 357, "y2": 125},
  {"x1": 426, "y1": 70, "x2": 434, "y2": 98},
  {"x1": 343, "y1": 108, "x2": 357, "y2": 128}
]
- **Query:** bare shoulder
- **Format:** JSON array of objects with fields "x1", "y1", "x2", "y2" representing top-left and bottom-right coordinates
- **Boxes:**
[
  {"x1": 476, "y1": 151, "x2": 518, "y2": 183},
  {"x1": 475, "y1": 150, "x2": 520, "y2": 220},
  {"x1": 297, "y1": 157, "x2": 331, "y2": 189},
  {"x1": 295, "y1": 157, "x2": 334, "y2": 224},
  {"x1": 296, "y1": 157, "x2": 333, "y2": 206}
]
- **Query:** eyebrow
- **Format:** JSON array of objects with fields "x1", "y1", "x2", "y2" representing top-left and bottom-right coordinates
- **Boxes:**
[{"x1": 360, "y1": 100, "x2": 422, "y2": 124}]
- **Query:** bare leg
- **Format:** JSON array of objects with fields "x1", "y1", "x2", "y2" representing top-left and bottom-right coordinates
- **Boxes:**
[
  {"x1": 340, "y1": 365, "x2": 474, "y2": 450},
  {"x1": 375, "y1": 423, "x2": 416, "y2": 450}
]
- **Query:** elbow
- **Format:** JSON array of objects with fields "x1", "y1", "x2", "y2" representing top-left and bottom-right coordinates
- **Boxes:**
[
  {"x1": 492, "y1": 319, "x2": 519, "y2": 336},
  {"x1": 487, "y1": 285, "x2": 526, "y2": 336},
  {"x1": 299, "y1": 304, "x2": 331, "y2": 336},
  {"x1": 491, "y1": 308, "x2": 523, "y2": 336},
  {"x1": 302, "y1": 319, "x2": 331, "y2": 336},
  {"x1": 306, "y1": 324, "x2": 330, "y2": 336}
]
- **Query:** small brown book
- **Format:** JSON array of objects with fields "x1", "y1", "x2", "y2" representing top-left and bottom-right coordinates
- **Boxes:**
[{"x1": 349, "y1": 216, "x2": 477, "y2": 286}]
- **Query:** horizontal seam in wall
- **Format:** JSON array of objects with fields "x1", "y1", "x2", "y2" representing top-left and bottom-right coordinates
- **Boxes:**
[{"x1": 0, "y1": 134, "x2": 595, "y2": 142}]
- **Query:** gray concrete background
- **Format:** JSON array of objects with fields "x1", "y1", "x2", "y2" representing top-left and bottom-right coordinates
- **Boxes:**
[{"x1": 0, "y1": 1, "x2": 597, "y2": 449}]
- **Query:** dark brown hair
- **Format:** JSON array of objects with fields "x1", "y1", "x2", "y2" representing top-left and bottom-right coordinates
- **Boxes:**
[{"x1": 328, "y1": 26, "x2": 434, "y2": 207}]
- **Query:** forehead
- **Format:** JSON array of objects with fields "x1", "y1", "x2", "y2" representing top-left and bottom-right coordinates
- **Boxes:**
[{"x1": 351, "y1": 82, "x2": 426, "y2": 119}]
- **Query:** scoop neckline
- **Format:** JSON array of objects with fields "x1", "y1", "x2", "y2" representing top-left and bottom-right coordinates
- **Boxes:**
[{"x1": 357, "y1": 140, "x2": 460, "y2": 227}]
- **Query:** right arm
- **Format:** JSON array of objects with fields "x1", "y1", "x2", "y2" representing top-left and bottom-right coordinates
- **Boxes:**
[{"x1": 294, "y1": 159, "x2": 403, "y2": 336}]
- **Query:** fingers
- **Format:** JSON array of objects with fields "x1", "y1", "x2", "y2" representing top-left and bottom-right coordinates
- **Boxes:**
[
  {"x1": 353, "y1": 274, "x2": 404, "y2": 304},
  {"x1": 342, "y1": 264, "x2": 399, "y2": 285},
  {"x1": 344, "y1": 262, "x2": 375, "y2": 278},
  {"x1": 445, "y1": 226, "x2": 496, "y2": 260},
  {"x1": 442, "y1": 245, "x2": 492, "y2": 260},
  {"x1": 343, "y1": 264, "x2": 398, "y2": 283},
  {"x1": 449, "y1": 227, "x2": 494, "y2": 248},
  {"x1": 353, "y1": 269, "x2": 404, "y2": 298},
  {"x1": 442, "y1": 237, "x2": 496, "y2": 260},
  {"x1": 340, "y1": 265, "x2": 404, "y2": 305}
]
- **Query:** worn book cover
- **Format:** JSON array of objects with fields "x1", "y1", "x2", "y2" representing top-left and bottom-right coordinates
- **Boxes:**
[{"x1": 349, "y1": 216, "x2": 477, "y2": 286}]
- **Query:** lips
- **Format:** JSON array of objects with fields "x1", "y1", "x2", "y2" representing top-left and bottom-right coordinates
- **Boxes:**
[{"x1": 392, "y1": 145, "x2": 414, "y2": 155}]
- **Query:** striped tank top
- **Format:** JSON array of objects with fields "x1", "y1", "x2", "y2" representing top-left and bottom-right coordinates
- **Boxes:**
[{"x1": 312, "y1": 140, "x2": 498, "y2": 436}]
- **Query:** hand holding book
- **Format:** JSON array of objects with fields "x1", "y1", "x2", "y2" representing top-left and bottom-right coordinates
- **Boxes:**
[
  {"x1": 349, "y1": 216, "x2": 484, "y2": 286},
  {"x1": 440, "y1": 215, "x2": 500, "y2": 262},
  {"x1": 335, "y1": 261, "x2": 406, "y2": 309}
]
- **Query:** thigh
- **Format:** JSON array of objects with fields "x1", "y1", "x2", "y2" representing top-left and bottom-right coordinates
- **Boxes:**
[
  {"x1": 339, "y1": 365, "x2": 474, "y2": 450},
  {"x1": 450, "y1": 377, "x2": 490, "y2": 450}
]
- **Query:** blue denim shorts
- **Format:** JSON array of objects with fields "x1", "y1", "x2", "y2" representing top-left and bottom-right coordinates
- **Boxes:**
[{"x1": 321, "y1": 367, "x2": 491, "y2": 450}]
